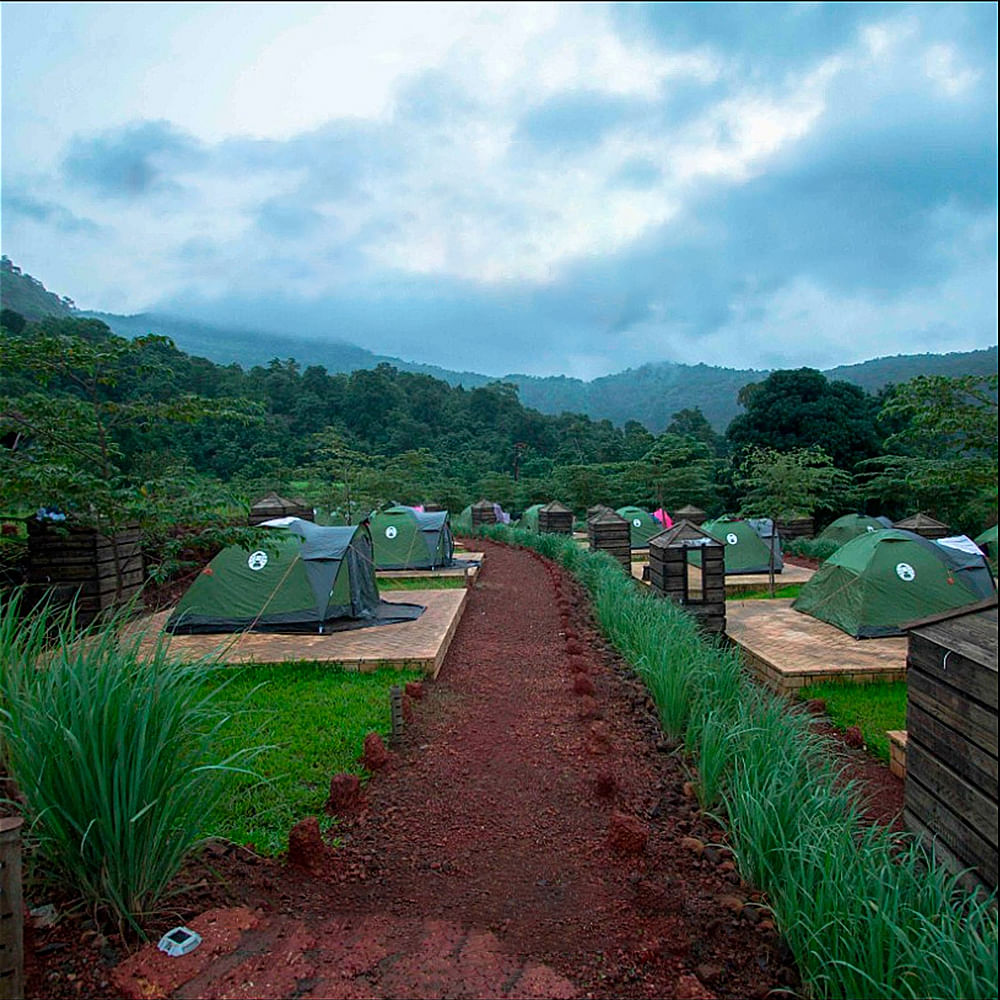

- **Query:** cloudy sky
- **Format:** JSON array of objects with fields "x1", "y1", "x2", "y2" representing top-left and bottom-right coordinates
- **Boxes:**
[{"x1": 2, "y1": 2, "x2": 996, "y2": 378}]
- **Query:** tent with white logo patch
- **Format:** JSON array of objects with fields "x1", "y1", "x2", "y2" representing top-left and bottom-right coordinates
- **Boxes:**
[
  {"x1": 165, "y1": 518, "x2": 423, "y2": 634},
  {"x1": 615, "y1": 506, "x2": 663, "y2": 549},
  {"x1": 370, "y1": 505, "x2": 454, "y2": 570},
  {"x1": 792, "y1": 528, "x2": 996, "y2": 638},
  {"x1": 696, "y1": 515, "x2": 781, "y2": 574}
]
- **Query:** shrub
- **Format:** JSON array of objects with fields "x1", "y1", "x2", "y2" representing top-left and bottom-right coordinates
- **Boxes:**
[{"x1": 0, "y1": 592, "x2": 254, "y2": 933}]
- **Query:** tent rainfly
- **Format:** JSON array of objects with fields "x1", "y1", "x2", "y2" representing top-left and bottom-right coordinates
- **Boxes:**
[
  {"x1": 975, "y1": 524, "x2": 998, "y2": 564},
  {"x1": 615, "y1": 506, "x2": 663, "y2": 549},
  {"x1": 165, "y1": 518, "x2": 423, "y2": 634},
  {"x1": 697, "y1": 515, "x2": 782, "y2": 574},
  {"x1": 792, "y1": 529, "x2": 996, "y2": 638},
  {"x1": 370, "y1": 506, "x2": 454, "y2": 570},
  {"x1": 817, "y1": 513, "x2": 893, "y2": 548},
  {"x1": 517, "y1": 503, "x2": 544, "y2": 531}
]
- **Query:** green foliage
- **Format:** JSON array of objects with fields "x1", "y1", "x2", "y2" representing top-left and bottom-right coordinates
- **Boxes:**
[
  {"x1": 783, "y1": 536, "x2": 841, "y2": 562},
  {"x1": 632, "y1": 432, "x2": 722, "y2": 511},
  {"x1": 727, "y1": 368, "x2": 881, "y2": 469},
  {"x1": 0, "y1": 256, "x2": 75, "y2": 321},
  {"x1": 0, "y1": 318, "x2": 262, "y2": 539},
  {"x1": 0, "y1": 594, "x2": 255, "y2": 932},
  {"x1": 736, "y1": 445, "x2": 855, "y2": 519},
  {"x1": 799, "y1": 680, "x2": 907, "y2": 762},
  {"x1": 202, "y1": 664, "x2": 421, "y2": 854},
  {"x1": 860, "y1": 374, "x2": 998, "y2": 533}
]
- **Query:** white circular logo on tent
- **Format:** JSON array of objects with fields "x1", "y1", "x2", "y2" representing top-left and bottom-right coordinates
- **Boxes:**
[
  {"x1": 895, "y1": 562, "x2": 916, "y2": 582},
  {"x1": 726, "y1": 533, "x2": 739, "y2": 545},
  {"x1": 385, "y1": 525, "x2": 398, "y2": 539},
  {"x1": 632, "y1": 518, "x2": 642, "y2": 528},
  {"x1": 247, "y1": 551, "x2": 268, "y2": 571},
  {"x1": 866, "y1": 525, "x2": 875, "y2": 532}
]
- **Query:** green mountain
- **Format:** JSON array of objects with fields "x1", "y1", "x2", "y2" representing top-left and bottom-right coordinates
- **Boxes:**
[
  {"x1": 0, "y1": 256, "x2": 75, "y2": 321},
  {"x1": 4, "y1": 258, "x2": 995, "y2": 432}
]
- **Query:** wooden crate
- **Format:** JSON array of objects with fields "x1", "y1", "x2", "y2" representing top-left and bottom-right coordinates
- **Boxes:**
[
  {"x1": 587, "y1": 510, "x2": 631, "y2": 571},
  {"x1": 470, "y1": 499, "x2": 497, "y2": 527},
  {"x1": 249, "y1": 492, "x2": 314, "y2": 525},
  {"x1": 894, "y1": 513, "x2": 951, "y2": 540},
  {"x1": 648, "y1": 520, "x2": 726, "y2": 633},
  {"x1": 26, "y1": 520, "x2": 144, "y2": 624},
  {"x1": 903, "y1": 601, "x2": 997, "y2": 890},
  {"x1": 776, "y1": 516, "x2": 814, "y2": 541},
  {"x1": 538, "y1": 501, "x2": 573, "y2": 535},
  {"x1": 672, "y1": 504, "x2": 707, "y2": 526}
]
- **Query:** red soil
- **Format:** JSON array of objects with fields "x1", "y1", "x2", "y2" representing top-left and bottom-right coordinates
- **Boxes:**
[{"x1": 26, "y1": 538, "x2": 902, "y2": 999}]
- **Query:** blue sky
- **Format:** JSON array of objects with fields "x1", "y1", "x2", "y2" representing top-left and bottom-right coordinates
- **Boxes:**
[{"x1": 2, "y1": 2, "x2": 996, "y2": 378}]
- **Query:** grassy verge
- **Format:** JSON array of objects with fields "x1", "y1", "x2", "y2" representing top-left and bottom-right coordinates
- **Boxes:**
[
  {"x1": 202, "y1": 663, "x2": 421, "y2": 854},
  {"x1": 480, "y1": 524, "x2": 997, "y2": 1000},
  {"x1": 727, "y1": 583, "x2": 803, "y2": 600},
  {"x1": 799, "y1": 679, "x2": 907, "y2": 762},
  {"x1": 379, "y1": 575, "x2": 468, "y2": 590}
]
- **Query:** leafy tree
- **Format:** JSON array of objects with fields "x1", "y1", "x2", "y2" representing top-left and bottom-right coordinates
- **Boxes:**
[
  {"x1": 735, "y1": 445, "x2": 855, "y2": 519},
  {"x1": 727, "y1": 368, "x2": 881, "y2": 469},
  {"x1": 665, "y1": 407, "x2": 725, "y2": 456},
  {"x1": 859, "y1": 374, "x2": 998, "y2": 532},
  {"x1": 0, "y1": 319, "x2": 261, "y2": 592},
  {"x1": 628, "y1": 433, "x2": 721, "y2": 512}
]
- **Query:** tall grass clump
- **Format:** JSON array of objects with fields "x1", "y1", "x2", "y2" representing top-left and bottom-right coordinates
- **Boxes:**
[
  {"x1": 0, "y1": 592, "x2": 254, "y2": 933},
  {"x1": 483, "y1": 524, "x2": 998, "y2": 1000}
]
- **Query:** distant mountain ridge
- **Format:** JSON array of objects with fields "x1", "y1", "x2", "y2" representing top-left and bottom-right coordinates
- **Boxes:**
[
  {"x1": 78, "y1": 311, "x2": 1000, "y2": 432},
  {"x1": 3, "y1": 259, "x2": 996, "y2": 432}
]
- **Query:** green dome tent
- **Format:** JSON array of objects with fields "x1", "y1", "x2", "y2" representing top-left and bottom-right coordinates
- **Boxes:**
[
  {"x1": 453, "y1": 505, "x2": 473, "y2": 533},
  {"x1": 165, "y1": 519, "x2": 423, "y2": 634},
  {"x1": 792, "y1": 529, "x2": 996, "y2": 638},
  {"x1": 370, "y1": 506, "x2": 454, "y2": 570},
  {"x1": 517, "y1": 504, "x2": 544, "y2": 531},
  {"x1": 817, "y1": 514, "x2": 892, "y2": 548},
  {"x1": 697, "y1": 515, "x2": 781, "y2": 574},
  {"x1": 616, "y1": 506, "x2": 663, "y2": 549},
  {"x1": 975, "y1": 524, "x2": 998, "y2": 564}
]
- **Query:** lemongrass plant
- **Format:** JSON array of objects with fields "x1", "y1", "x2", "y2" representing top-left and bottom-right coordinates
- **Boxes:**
[{"x1": 0, "y1": 591, "x2": 257, "y2": 933}]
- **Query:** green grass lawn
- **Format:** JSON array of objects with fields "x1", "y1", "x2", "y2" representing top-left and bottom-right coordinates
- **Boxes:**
[
  {"x1": 798, "y1": 679, "x2": 907, "y2": 762},
  {"x1": 727, "y1": 583, "x2": 804, "y2": 600},
  {"x1": 202, "y1": 663, "x2": 421, "y2": 854},
  {"x1": 379, "y1": 575, "x2": 468, "y2": 590}
]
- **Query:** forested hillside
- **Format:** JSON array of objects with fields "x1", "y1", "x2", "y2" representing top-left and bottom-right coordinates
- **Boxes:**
[
  {"x1": 2, "y1": 258, "x2": 995, "y2": 433},
  {"x1": 2, "y1": 311, "x2": 996, "y2": 546},
  {"x1": 0, "y1": 256, "x2": 75, "y2": 321}
]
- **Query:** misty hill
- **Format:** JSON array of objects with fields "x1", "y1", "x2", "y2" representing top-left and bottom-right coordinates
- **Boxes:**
[
  {"x1": 3, "y1": 258, "x2": 995, "y2": 432},
  {"x1": 0, "y1": 256, "x2": 76, "y2": 321},
  {"x1": 78, "y1": 311, "x2": 496, "y2": 390},
  {"x1": 91, "y1": 309, "x2": 993, "y2": 432}
]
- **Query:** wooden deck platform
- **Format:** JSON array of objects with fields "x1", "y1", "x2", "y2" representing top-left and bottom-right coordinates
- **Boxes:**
[
  {"x1": 377, "y1": 553, "x2": 482, "y2": 584},
  {"x1": 725, "y1": 599, "x2": 908, "y2": 694},
  {"x1": 630, "y1": 560, "x2": 814, "y2": 595},
  {"x1": 138, "y1": 589, "x2": 469, "y2": 678}
]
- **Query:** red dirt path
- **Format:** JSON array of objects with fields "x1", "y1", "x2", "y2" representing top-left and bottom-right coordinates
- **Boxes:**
[{"x1": 33, "y1": 539, "x2": 854, "y2": 999}]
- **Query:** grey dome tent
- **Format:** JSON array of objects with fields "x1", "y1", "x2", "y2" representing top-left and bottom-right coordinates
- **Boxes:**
[
  {"x1": 370, "y1": 506, "x2": 454, "y2": 570},
  {"x1": 165, "y1": 518, "x2": 423, "y2": 634}
]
